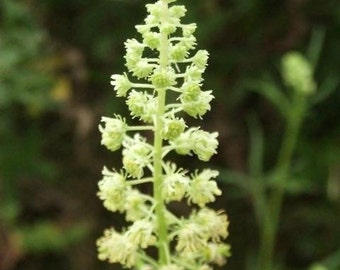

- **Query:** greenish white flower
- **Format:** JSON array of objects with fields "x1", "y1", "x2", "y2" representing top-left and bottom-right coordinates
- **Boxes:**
[
  {"x1": 110, "y1": 73, "x2": 132, "y2": 97},
  {"x1": 191, "y1": 130, "x2": 218, "y2": 161},
  {"x1": 126, "y1": 219, "x2": 156, "y2": 248},
  {"x1": 122, "y1": 135, "x2": 152, "y2": 178},
  {"x1": 184, "y1": 64, "x2": 204, "y2": 82},
  {"x1": 195, "y1": 208, "x2": 229, "y2": 241},
  {"x1": 97, "y1": 228, "x2": 138, "y2": 267},
  {"x1": 97, "y1": 167, "x2": 126, "y2": 212},
  {"x1": 143, "y1": 31, "x2": 161, "y2": 50},
  {"x1": 175, "y1": 221, "x2": 207, "y2": 255},
  {"x1": 160, "y1": 22, "x2": 177, "y2": 35},
  {"x1": 182, "y1": 90, "x2": 214, "y2": 118},
  {"x1": 203, "y1": 243, "x2": 231, "y2": 266},
  {"x1": 180, "y1": 81, "x2": 202, "y2": 101},
  {"x1": 169, "y1": 5, "x2": 187, "y2": 18},
  {"x1": 171, "y1": 128, "x2": 196, "y2": 156},
  {"x1": 99, "y1": 115, "x2": 127, "y2": 151},
  {"x1": 192, "y1": 50, "x2": 209, "y2": 70},
  {"x1": 187, "y1": 169, "x2": 221, "y2": 207},
  {"x1": 170, "y1": 43, "x2": 190, "y2": 62},
  {"x1": 162, "y1": 117, "x2": 186, "y2": 140},
  {"x1": 129, "y1": 58, "x2": 155, "y2": 79},
  {"x1": 182, "y1": 23, "x2": 197, "y2": 37},
  {"x1": 124, "y1": 188, "x2": 150, "y2": 222},
  {"x1": 150, "y1": 67, "x2": 177, "y2": 88},
  {"x1": 126, "y1": 90, "x2": 157, "y2": 123},
  {"x1": 162, "y1": 163, "x2": 189, "y2": 202},
  {"x1": 125, "y1": 38, "x2": 145, "y2": 57},
  {"x1": 180, "y1": 35, "x2": 197, "y2": 50}
]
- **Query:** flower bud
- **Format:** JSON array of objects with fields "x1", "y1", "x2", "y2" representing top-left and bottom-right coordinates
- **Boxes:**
[{"x1": 281, "y1": 51, "x2": 316, "y2": 95}]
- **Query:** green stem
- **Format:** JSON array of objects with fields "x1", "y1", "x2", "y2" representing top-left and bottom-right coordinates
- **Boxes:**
[
  {"x1": 153, "y1": 0, "x2": 170, "y2": 265},
  {"x1": 257, "y1": 94, "x2": 307, "y2": 270}
]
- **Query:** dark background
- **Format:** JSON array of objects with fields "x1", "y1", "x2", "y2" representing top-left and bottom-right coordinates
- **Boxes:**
[{"x1": 0, "y1": 0, "x2": 339, "y2": 269}]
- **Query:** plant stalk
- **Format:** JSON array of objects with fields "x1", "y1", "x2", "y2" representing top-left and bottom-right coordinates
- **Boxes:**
[
  {"x1": 257, "y1": 94, "x2": 307, "y2": 270},
  {"x1": 153, "y1": 0, "x2": 170, "y2": 265}
]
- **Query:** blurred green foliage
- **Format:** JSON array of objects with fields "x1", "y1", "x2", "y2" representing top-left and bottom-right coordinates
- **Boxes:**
[{"x1": 0, "y1": 0, "x2": 339, "y2": 269}]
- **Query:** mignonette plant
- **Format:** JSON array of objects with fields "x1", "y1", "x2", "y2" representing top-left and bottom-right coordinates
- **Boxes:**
[{"x1": 96, "y1": 0, "x2": 231, "y2": 269}]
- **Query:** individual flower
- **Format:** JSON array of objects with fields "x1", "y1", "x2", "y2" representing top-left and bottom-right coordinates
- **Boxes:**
[
  {"x1": 125, "y1": 38, "x2": 145, "y2": 58},
  {"x1": 192, "y1": 50, "x2": 209, "y2": 70},
  {"x1": 124, "y1": 188, "x2": 150, "y2": 222},
  {"x1": 135, "y1": 24, "x2": 151, "y2": 35},
  {"x1": 97, "y1": 167, "x2": 126, "y2": 212},
  {"x1": 126, "y1": 90, "x2": 157, "y2": 123},
  {"x1": 179, "y1": 35, "x2": 197, "y2": 51},
  {"x1": 184, "y1": 64, "x2": 204, "y2": 82},
  {"x1": 143, "y1": 31, "x2": 161, "y2": 50},
  {"x1": 203, "y1": 243, "x2": 231, "y2": 266},
  {"x1": 162, "y1": 163, "x2": 189, "y2": 202},
  {"x1": 187, "y1": 169, "x2": 221, "y2": 207},
  {"x1": 182, "y1": 23, "x2": 197, "y2": 37},
  {"x1": 175, "y1": 221, "x2": 207, "y2": 255},
  {"x1": 99, "y1": 115, "x2": 127, "y2": 151},
  {"x1": 129, "y1": 58, "x2": 155, "y2": 79},
  {"x1": 126, "y1": 219, "x2": 157, "y2": 248},
  {"x1": 160, "y1": 22, "x2": 177, "y2": 35},
  {"x1": 195, "y1": 208, "x2": 229, "y2": 241},
  {"x1": 181, "y1": 90, "x2": 214, "y2": 118},
  {"x1": 146, "y1": 2, "x2": 162, "y2": 18},
  {"x1": 122, "y1": 134, "x2": 152, "y2": 178},
  {"x1": 169, "y1": 5, "x2": 187, "y2": 18},
  {"x1": 191, "y1": 130, "x2": 218, "y2": 161},
  {"x1": 170, "y1": 128, "x2": 195, "y2": 156},
  {"x1": 180, "y1": 81, "x2": 202, "y2": 102},
  {"x1": 110, "y1": 73, "x2": 132, "y2": 97},
  {"x1": 169, "y1": 43, "x2": 190, "y2": 62},
  {"x1": 97, "y1": 228, "x2": 138, "y2": 268},
  {"x1": 150, "y1": 67, "x2": 177, "y2": 89},
  {"x1": 162, "y1": 117, "x2": 186, "y2": 140}
]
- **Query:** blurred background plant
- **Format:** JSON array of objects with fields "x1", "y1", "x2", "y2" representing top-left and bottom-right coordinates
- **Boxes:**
[{"x1": 0, "y1": 0, "x2": 339, "y2": 269}]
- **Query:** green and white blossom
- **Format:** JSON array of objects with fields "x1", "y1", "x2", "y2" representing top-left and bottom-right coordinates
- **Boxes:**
[{"x1": 97, "y1": 0, "x2": 230, "y2": 269}]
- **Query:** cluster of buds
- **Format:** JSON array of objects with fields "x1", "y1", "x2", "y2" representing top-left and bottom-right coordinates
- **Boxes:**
[{"x1": 97, "y1": 0, "x2": 230, "y2": 269}]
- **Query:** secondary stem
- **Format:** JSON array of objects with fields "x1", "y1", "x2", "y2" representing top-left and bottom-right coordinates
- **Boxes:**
[
  {"x1": 257, "y1": 94, "x2": 307, "y2": 270},
  {"x1": 153, "y1": 0, "x2": 170, "y2": 265}
]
